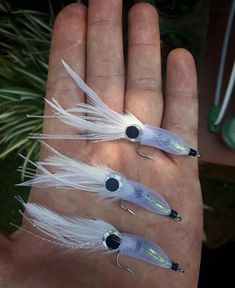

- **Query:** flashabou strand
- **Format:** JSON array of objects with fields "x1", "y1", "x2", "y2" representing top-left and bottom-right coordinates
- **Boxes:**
[
  {"x1": 17, "y1": 198, "x2": 184, "y2": 273},
  {"x1": 18, "y1": 142, "x2": 121, "y2": 198},
  {"x1": 18, "y1": 142, "x2": 181, "y2": 220},
  {"x1": 30, "y1": 60, "x2": 199, "y2": 157},
  {"x1": 30, "y1": 60, "x2": 143, "y2": 141},
  {"x1": 17, "y1": 196, "x2": 119, "y2": 251}
]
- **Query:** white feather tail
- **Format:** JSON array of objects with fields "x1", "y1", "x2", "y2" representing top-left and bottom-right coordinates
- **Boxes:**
[
  {"x1": 31, "y1": 60, "x2": 143, "y2": 141},
  {"x1": 18, "y1": 142, "x2": 122, "y2": 198},
  {"x1": 17, "y1": 197, "x2": 119, "y2": 251}
]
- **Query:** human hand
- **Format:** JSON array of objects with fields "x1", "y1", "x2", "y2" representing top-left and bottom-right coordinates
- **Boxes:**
[{"x1": 1, "y1": 1, "x2": 202, "y2": 287}]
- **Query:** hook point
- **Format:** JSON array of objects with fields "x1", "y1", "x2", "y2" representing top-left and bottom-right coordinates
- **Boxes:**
[
  {"x1": 136, "y1": 143, "x2": 155, "y2": 160},
  {"x1": 116, "y1": 252, "x2": 134, "y2": 273}
]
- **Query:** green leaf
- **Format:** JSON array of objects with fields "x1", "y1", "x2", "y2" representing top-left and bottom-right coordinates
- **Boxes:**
[
  {"x1": 0, "y1": 1, "x2": 50, "y2": 172},
  {"x1": 0, "y1": 138, "x2": 28, "y2": 158}
]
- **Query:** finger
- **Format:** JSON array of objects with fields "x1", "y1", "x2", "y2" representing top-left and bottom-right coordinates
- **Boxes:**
[
  {"x1": 162, "y1": 48, "x2": 198, "y2": 149},
  {"x1": 42, "y1": 4, "x2": 87, "y2": 154},
  {"x1": 125, "y1": 3, "x2": 163, "y2": 125},
  {"x1": 86, "y1": 0, "x2": 125, "y2": 111}
]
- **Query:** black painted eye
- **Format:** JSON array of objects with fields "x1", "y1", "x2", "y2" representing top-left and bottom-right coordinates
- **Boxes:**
[
  {"x1": 105, "y1": 177, "x2": 120, "y2": 192},
  {"x1": 125, "y1": 125, "x2": 140, "y2": 139},
  {"x1": 106, "y1": 234, "x2": 121, "y2": 250}
]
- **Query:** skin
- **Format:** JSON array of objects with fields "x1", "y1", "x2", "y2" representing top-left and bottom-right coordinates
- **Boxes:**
[{"x1": 0, "y1": 1, "x2": 202, "y2": 287}]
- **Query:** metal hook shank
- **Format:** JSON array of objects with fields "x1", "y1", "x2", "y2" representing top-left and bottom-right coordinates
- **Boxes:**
[{"x1": 119, "y1": 200, "x2": 136, "y2": 216}]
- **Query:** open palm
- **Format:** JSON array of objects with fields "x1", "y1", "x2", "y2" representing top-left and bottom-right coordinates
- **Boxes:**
[{"x1": 2, "y1": 1, "x2": 202, "y2": 288}]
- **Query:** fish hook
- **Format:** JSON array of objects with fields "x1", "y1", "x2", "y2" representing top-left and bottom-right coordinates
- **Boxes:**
[
  {"x1": 136, "y1": 143, "x2": 155, "y2": 160},
  {"x1": 119, "y1": 200, "x2": 136, "y2": 216},
  {"x1": 116, "y1": 252, "x2": 134, "y2": 273}
]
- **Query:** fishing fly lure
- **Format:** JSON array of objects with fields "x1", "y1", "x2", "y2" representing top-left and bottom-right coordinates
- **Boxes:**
[
  {"x1": 18, "y1": 198, "x2": 184, "y2": 273},
  {"x1": 32, "y1": 60, "x2": 200, "y2": 158},
  {"x1": 19, "y1": 142, "x2": 181, "y2": 221}
]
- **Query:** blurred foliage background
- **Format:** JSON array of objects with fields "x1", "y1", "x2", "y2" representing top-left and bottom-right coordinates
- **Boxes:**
[{"x1": 0, "y1": 0, "x2": 234, "y2": 286}]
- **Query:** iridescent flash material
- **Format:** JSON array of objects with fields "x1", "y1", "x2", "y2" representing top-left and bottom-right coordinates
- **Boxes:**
[
  {"x1": 31, "y1": 60, "x2": 200, "y2": 158},
  {"x1": 19, "y1": 143, "x2": 181, "y2": 221},
  {"x1": 119, "y1": 234, "x2": 184, "y2": 273},
  {"x1": 18, "y1": 199, "x2": 184, "y2": 273}
]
